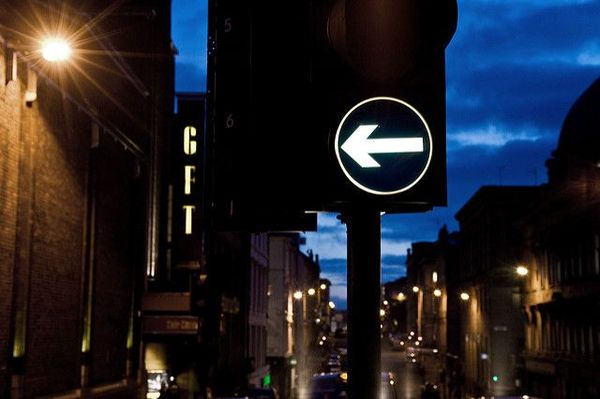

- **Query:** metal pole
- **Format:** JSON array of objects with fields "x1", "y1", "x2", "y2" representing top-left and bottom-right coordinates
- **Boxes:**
[{"x1": 343, "y1": 208, "x2": 381, "y2": 399}]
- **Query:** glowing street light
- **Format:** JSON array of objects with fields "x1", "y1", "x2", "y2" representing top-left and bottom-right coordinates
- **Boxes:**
[
  {"x1": 320, "y1": 283, "x2": 327, "y2": 290},
  {"x1": 328, "y1": 301, "x2": 336, "y2": 309},
  {"x1": 380, "y1": 309, "x2": 386, "y2": 317},
  {"x1": 433, "y1": 289, "x2": 442, "y2": 297},
  {"x1": 41, "y1": 38, "x2": 72, "y2": 62},
  {"x1": 293, "y1": 290, "x2": 303, "y2": 300},
  {"x1": 308, "y1": 288, "x2": 316, "y2": 296},
  {"x1": 516, "y1": 265, "x2": 529, "y2": 276},
  {"x1": 460, "y1": 292, "x2": 470, "y2": 301},
  {"x1": 412, "y1": 286, "x2": 419, "y2": 293},
  {"x1": 397, "y1": 292, "x2": 406, "y2": 301}
]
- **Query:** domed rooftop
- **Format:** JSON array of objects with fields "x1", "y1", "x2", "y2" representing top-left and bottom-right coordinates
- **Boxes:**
[{"x1": 556, "y1": 77, "x2": 600, "y2": 162}]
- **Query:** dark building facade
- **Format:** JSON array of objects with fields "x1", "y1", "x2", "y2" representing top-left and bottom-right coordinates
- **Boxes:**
[
  {"x1": 519, "y1": 77, "x2": 600, "y2": 399},
  {"x1": 0, "y1": 0, "x2": 173, "y2": 397},
  {"x1": 455, "y1": 186, "x2": 540, "y2": 398}
]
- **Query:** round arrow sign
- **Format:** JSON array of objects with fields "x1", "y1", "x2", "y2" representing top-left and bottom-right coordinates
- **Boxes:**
[{"x1": 335, "y1": 96, "x2": 432, "y2": 195}]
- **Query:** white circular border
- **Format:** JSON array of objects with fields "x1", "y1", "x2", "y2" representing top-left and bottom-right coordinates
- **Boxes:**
[{"x1": 334, "y1": 96, "x2": 433, "y2": 196}]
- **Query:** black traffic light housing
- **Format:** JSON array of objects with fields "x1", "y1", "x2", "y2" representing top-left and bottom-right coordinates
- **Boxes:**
[{"x1": 208, "y1": 0, "x2": 457, "y2": 219}]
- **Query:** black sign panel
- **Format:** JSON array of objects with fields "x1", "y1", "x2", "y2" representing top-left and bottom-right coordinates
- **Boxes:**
[{"x1": 335, "y1": 97, "x2": 432, "y2": 195}]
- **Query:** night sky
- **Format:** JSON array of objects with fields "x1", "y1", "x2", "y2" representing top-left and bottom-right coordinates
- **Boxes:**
[{"x1": 172, "y1": 0, "x2": 600, "y2": 308}]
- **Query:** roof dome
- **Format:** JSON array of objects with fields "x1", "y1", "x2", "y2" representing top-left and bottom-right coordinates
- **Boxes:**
[{"x1": 556, "y1": 77, "x2": 600, "y2": 162}]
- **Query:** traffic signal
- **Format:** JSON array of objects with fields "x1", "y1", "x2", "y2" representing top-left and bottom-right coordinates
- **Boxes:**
[
  {"x1": 311, "y1": 0, "x2": 458, "y2": 211},
  {"x1": 208, "y1": 0, "x2": 457, "y2": 217}
]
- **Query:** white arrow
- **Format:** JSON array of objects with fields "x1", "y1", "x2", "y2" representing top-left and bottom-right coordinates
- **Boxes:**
[{"x1": 340, "y1": 124, "x2": 424, "y2": 168}]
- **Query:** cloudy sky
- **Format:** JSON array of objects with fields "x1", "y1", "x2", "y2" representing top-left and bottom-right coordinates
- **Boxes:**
[{"x1": 172, "y1": 0, "x2": 600, "y2": 308}]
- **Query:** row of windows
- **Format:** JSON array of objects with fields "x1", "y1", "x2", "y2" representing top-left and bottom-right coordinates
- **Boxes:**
[
  {"x1": 526, "y1": 312, "x2": 599, "y2": 361},
  {"x1": 535, "y1": 234, "x2": 600, "y2": 288}
]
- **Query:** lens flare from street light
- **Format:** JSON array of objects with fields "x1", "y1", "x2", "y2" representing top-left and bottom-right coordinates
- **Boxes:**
[
  {"x1": 41, "y1": 38, "x2": 72, "y2": 62},
  {"x1": 293, "y1": 290, "x2": 303, "y2": 300},
  {"x1": 460, "y1": 292, "x2": 470, "y2": 301},
  {"x1": 516, "y1": 266, "x2": 529, "y2": 276}
]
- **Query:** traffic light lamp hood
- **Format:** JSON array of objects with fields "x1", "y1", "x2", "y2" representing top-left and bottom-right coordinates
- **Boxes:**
[{"x1": 328, "y1": 0, "x2": 458, "y2": 84}]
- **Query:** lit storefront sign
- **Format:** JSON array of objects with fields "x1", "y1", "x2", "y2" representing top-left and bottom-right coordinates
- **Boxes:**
[{"x1": 143, "y1": 315, "x2": 201, "y2": 335}]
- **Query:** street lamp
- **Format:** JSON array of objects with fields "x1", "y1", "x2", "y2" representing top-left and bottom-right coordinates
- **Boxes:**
[
  {"x1": 307, "y1": 288, "x2": 316, "y2": 296},
  {"x1": 516, "y1": 265, "x2": 529, "y2": 276},
  {"x1": 460, "y1": 292, "x2": 470, "y2": 301},
  {"x1": 412, "y1": 286, "x2": 419, "y2": 293},
  {"x1": 433, "y1": 289, "x2": 442, "y2": 297},
  {"x1": 397, "y1": 292, "x2": 406, "y2": 302},
  {"x1": 328, "y1": 301, "x2": 335, "y2": 309},
  {"x1": 293, "y1": 290, "x2": 303, "y2": 300},
  {"x1": 41, "y1": 37, "x2": 72, "y2": 62},
  {"x1": 320, "y1": 283, "x2": 327, "y2": 290}
]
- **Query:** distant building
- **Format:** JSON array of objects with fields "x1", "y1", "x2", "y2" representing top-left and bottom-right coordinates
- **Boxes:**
[
  {"x1": 266, "y1": 233, "x2": 321, "y2": 399},
  {"x1": 406, "y1": 227, "x2": 458, "y2": 387},
  {"x1": 383, "y1": 277, "x2": 409, "y2": 335},
  {"x1": 455, "y1": 185, "x2": 540, "y2": 397}
]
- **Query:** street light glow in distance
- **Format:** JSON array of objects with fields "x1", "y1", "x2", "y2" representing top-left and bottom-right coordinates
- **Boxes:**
[
  {"x1": 41, "y1": 38, "x2": 72, "y2": 62},
  {"x1": 516, "y1": 265, "x2": 529, "y2": 276},
  {"x1": 460, "y1": 292, "x2": 470, "y2": 301}
]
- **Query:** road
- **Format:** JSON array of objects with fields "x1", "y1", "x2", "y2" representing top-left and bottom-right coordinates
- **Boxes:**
[{"x1": 381, "y1": 343, "x2": 425, "y2": 399}]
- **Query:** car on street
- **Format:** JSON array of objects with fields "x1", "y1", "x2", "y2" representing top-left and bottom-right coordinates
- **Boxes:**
[{"x1": 309, "y1": 372, "x2": 400, "y2": 399}]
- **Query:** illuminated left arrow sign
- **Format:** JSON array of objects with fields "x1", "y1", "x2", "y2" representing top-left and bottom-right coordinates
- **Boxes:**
[{"x1": 340, "y1": 124, "x2": 424, "y2": 168}]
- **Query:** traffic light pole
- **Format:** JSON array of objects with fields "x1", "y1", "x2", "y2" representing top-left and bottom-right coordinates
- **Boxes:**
[{"x1": 343, "y1": 208, "x2": 381, "y2": 399}]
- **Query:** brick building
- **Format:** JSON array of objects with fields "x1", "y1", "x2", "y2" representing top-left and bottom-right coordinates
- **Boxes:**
[{"x1": 0, "y1": 1, "x2": 173, "y2": 397}]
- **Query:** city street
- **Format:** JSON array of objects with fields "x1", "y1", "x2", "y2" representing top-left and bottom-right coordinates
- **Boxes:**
[
  {"x1": 381, "y1": 343, "x2": 425, "y2": 399},
  {"x1": 2, "y1": 1, "x2": 600, "y2": 398}
]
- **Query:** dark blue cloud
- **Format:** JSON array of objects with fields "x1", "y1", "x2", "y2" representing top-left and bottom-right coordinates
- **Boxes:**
[
  {"x1": 175, "y1": 61, "x2": 206, "y2": 92},
  {"x1": 381, "y1": 254, "x2": 407, "y2": 283},
  {"x1": 447, "y1": 0, "x2": 600, "y2": 134},
  {"x1": 451, "y1": 1, "x2": 600, "y2": 63},
  {"x1": 172, "y1": 0, "x2": 208, "y2": 92},
  {"x1": 447, "y1": 63, "x2": 599, "y2": 134}
]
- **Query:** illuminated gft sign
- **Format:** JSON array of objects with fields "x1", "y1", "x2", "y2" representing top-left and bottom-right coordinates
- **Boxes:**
[
  {"x1": 182, "y1": 125, "x2": 198, "y2": 235},
  {"x1": 172, "y1": 117, "x2": 204, "y2": 270}
]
